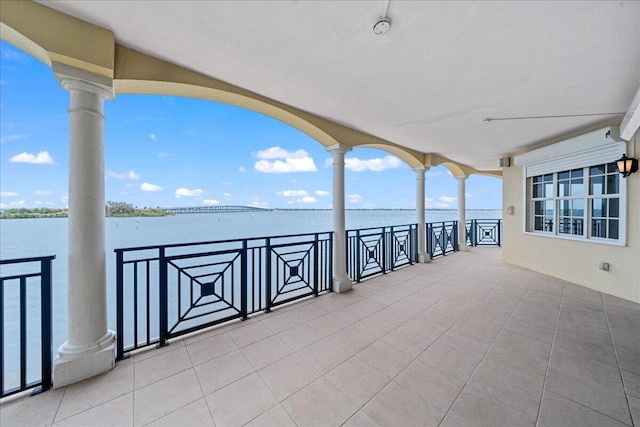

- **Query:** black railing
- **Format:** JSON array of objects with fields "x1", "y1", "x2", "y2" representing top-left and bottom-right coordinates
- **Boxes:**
[
  {"x1": 115, "y1": 232, "x2": 332, "y2": 360},
  {"x1": 0, "y1": 256, "x2": 54, "y2": 398},
  {"x1": 427, "y1": 221, "x2": 458, "y2": 259},
  {"x1": 346, "y1": 224, "x2": 418, "y2": 282},
  {"x1": 466, "y1": 219, "x2": 502, "y2": 246}
]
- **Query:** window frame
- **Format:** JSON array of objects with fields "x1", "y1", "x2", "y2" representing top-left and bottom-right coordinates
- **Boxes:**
[{"x1": 523, "y1": 162, "x2": 627, "y2": 247}]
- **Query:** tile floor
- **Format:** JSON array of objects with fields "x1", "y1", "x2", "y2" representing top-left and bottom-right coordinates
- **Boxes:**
[{"x1": 1, "y1": 248, "x2": 639, "y2": 426}]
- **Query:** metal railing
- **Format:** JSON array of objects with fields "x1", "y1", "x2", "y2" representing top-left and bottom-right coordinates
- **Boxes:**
[
  {"x1": 427, "y1": 221, "x2": 458, "y2": 258},
  {"x1": 115, "y1": 232, "x2": 332, "y2": 360},
  {"x1": 466, "y1": 219, "x2": 502, "y2": 246},
  {"x1": 0, "y1": 256, "x2": 54, "y2": 398},
  {"x1": 346, "y1": 224, "x2": 418, "y2": 282}
]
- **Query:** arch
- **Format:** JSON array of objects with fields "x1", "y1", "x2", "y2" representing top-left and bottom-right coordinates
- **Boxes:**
[{"x1": 1, "y1": 2, "x2": 491, "y2": 178}]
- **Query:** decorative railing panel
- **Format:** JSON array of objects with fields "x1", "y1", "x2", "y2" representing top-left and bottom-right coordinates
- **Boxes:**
[
  {"x1": 115, "y1": 233, "x2": 332, "y2": 359},
  {"x1": 0, "y1": 256, "x2": 54, "y2": 398},
  {"x1": 346, "y1": 224, "x2": 417, "y2": 282},
  {"x1": 466, "y1": 219, "x2": 502, "y2": 246},
  {"x1": 426, "y1": 221, "x2": 458, "y2": 259}
]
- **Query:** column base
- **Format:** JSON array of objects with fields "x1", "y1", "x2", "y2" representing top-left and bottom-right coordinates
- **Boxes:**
[
  {"x1": 332, "y1": 274, "x2": 353, "y2": 293},
  {"x1": 53, "y1": 330, "x2": 116, "y2": 387},
  {"x1": 417, "y1": 252, "x2": 431, "y2": 263},
  {"x1": 458, "y1": 243, "x2": 469, "y2": 251}
]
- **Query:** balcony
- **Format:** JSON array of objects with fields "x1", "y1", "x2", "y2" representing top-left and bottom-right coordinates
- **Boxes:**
[{"x1": 2, "y1": 248, "x2": 638, "y2": 426}]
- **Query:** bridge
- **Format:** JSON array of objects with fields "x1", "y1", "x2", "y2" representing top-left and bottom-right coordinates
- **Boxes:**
[{"x1": 163, "y1": 205, "x2": 272, "y2": 214}]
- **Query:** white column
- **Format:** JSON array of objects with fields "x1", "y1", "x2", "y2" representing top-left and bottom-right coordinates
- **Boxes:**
[
  {"x1": 414, "y1": 167, "x2": 429, "y2": 263},
  {"x1": 327, "y1": 143, "x2": 352, "y2": 293},
  {"x1": 53, "y1": 63, "x2": 115, "y2": 387},
  {"x1": 456, "y1": 176, "x2": 468, "y2": 251}
]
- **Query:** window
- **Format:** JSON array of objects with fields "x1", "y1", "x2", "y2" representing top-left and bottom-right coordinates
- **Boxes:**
[{"x1": 527, "y1": 161, "x2": 625, "y2": 244}]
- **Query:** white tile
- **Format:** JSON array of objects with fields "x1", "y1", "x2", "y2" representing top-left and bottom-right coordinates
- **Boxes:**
[
  {"x1": 134, "y1": 369, "x2": 203, "y2": 426},
  {"x1": 147, "y1": 398, "x2": 214, "y2": 427},
  {"x1": 206, "y1": 373, "x2": 277, "y2": 427},
  {"x1": 240, "y1": 335, "x2": 292, "y2": 370},
  {"x1": 53, "y1": 393, "x2": 133, "y2": 427},
  {"x1": 258, "y1": 352, "x2": 320, "y2": 401},
  {"x1": 194, "y1": 349, "x2": 254, "y2": 395},
  {"x1": 282, "y1": 378, "x2": 358, "y2": 426},
  {"x1": 55, "y1": 365, "x2": 134, "y2": 422}
]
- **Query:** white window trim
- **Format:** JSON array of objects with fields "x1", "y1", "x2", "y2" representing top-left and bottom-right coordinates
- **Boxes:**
[{"x1": 516, "y1": 129, "x2": 628, "y2": 247}]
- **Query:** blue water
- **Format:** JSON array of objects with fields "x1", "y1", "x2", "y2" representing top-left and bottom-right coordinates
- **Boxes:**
[{"x1": 0, "y1": 209, "x2": 500, "y2": 389}]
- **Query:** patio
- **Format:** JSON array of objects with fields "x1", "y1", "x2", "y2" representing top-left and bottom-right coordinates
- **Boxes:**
[{"x1": 1, "y1": 248, "x2": 638, "y2": 426}]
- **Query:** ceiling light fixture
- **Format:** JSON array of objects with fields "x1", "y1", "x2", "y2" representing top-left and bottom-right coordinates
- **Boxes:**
[
  {"x1": 481, "y1": 112, "x2": 625, "y2": 123},
  {"x1": 373, "y1": 0, "x2": 391, "y2": 35}
]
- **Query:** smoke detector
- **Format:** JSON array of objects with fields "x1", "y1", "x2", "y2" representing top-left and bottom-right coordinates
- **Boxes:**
[{"x1": 373, "y1": 18, "x2": 391, "y2": 35}]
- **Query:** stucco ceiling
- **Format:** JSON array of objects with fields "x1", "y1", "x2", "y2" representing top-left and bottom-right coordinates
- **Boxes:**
[{"x1": 39, "y1": 1, "x2": 640, "y2": 171}]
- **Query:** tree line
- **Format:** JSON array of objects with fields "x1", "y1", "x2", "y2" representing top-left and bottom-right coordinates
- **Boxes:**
[{"x1": 0, "y1": 201, "x2": 169, "y2": 219}]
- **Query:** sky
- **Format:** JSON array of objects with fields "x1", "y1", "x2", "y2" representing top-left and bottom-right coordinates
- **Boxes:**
[{"x1": 0, "y1": 40, "x2": 502, "y2": 211}]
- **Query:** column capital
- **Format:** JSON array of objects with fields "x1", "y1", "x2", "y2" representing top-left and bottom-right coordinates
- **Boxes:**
[
  {"x1": 413, "y1": 166, "x2": 430, "y2": 174},
  {"x1": 326, "y1": 143, "x2": 353, "y2": 154},
  {"x1": 454, "y1": 175, "x2": 468, "y2": 181},
  {"x1": 53, "y1": 62, "x2": 115, "y2": 101}
]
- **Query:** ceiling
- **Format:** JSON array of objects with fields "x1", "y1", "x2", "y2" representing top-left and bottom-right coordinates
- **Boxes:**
[{"x1": 39, "y1": 1, "x2": 640, "y2": 171}]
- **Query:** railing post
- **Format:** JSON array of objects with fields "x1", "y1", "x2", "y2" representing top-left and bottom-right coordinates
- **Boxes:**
[
  {"x1": 412, "y1": 224, "x2": 417, "y2": 263},
  {"x1": 313, "y1": 234, "x2": 319, "y2": 296},
  {"x1": 498, "y1": 219, "x2": 502, "y2": 246},
  {"x1": 241, "y1": 240, "x2": 248, "y2": 320},
  {"x1": 440, "y1": 222, "x2": 446, "y2": 256},
  {"x1": 265, "y1": 238, "x2": 272, "y2": 312},
  {"x1": 355, "y1": 230, "x2": 361, "y2": 282},
  {"x1": 157, "y1": 247, "x2": 169, "y2": 348},
  {"x1": 39, "y1": 257, "x2": 53, "y2": 393},
  {"x1": 453, "y1": 221, "x2": 459, "y2": 252},
  {"x1": 389, "y1": 226, "x2": 395, "y2": 271},
  {"x1": 20, "y1": 277, "x2": 27, "y2": 390},
  {"x1": 116, "y1": 250, "x2": 125, "y2": 360},
  {"x1": 472, "y1": 220, "x2": 477, "y2": 246},
  {"x1": 328, "y1": 233, "x2": 334, "y2": 291},
  {"x1": 426, "y1": 223, "x2": 433, "y2": 259},
  {"x1": 382, "y1": 227, "x2": 388, "y2": 273}
]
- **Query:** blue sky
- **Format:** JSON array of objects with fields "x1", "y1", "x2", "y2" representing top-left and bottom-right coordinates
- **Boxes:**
[{"x1": 0, "y1": 40, "x2": 502, "y2": 210}]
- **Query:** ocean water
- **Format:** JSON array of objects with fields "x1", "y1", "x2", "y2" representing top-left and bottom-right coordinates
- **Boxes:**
[{"x1": 0, "y1": 209, "x2": 500, "y2": 388}]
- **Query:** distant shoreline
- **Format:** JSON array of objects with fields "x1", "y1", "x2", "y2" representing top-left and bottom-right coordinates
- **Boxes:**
[{"x1": 0, "y1": 207, "x2": 501, "y2": 219}]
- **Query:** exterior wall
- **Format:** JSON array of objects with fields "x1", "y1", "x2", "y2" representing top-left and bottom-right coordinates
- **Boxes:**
[{"x1": 503, "y1": 135, "x2": 640, "y2": 303}]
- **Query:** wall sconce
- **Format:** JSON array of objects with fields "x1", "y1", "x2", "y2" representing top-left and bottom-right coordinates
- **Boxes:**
[{"x1": 616, "y1": 154, "x2": 638, "y2": 178}]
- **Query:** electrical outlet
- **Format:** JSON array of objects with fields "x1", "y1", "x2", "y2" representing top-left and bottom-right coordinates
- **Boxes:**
[{"x1": 599, "y1": 262, "x2": 610, "y2": 271}]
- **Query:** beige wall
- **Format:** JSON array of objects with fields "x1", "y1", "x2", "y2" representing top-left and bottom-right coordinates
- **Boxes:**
[{"x1": 502, "y1": 135, "x2": 640, "y2": 303}]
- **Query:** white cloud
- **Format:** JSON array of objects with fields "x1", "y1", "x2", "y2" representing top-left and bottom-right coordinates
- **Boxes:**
[
  {"x1": 466, "y1": 193, "x2": 472, "y2": 198},
  {"x1": 238, "y1": 166, "x2": 246, "y2": 173},
  {"x1": 34, "y1": 190, "x2": 53, "y2": 196},
  {"x1": 10, "y1": 151, "x2": 54, "y2": 165},
  {"x1": 342, "y1": 155, "x2": 403, "y2": 172},
  {"x1": 124, "y1": 183, "x2": 136, "y2": 188},
  {"x1": 315, "y1": 190, "x2": 330, "y2": 196},
  {"x1": 347, "y1": 194, "x2": 362, "y2": 203},
  {"x1": 249, "y1": 200, "x2": 269, "y2": 208},
  {"x1": 1, "y1": 191, "x2": 19, "y2": 197},
  {"x1": 278, "y1": 190, "x2": 308, "y2": 197},
  {"x1": 33, "y1": 200, "x2": 42, "y2": 206},
  {"x1": 223, "y1": 192, "x2": 231, "y2": 199},
  {"x1": 175, "y1": 188, "x2": 203, "y2": 198},
  {"x1": 299, "y1": 196, "x2": 317, "y2": 203},
  {"x1": 2, "y1": 200, "x2": 26, "y2": 208},
  {"x1": 439, "y1": 196, "x2": 457, "y2": 203},
  {"x1": 254, "y1": 146, "x2": 317, "y2": 174},
  {"x1": 157, "y1": 152, "x2": 169, "y2": 158},
  {"x1": 149, "y1": 134, "x2": 157, "y2": 141},
  {"x1": 203, "y1": 199, "x2": 220, "y2": 205},
  {"x1": 107, "y1": 170, "x2": 141, "y2": 180},
  {"x1": 0, "y1": 134, "x2": 28, "y2": 143},
  {"x1": 425, "y1": 196, "x2": 457, "y2": 209},
  {"x1": 141, "y1": 182, "x2": 163, "y2": 192},
  {"x1": 60, "y1": 193, "x2": 68, "y2": 204}
]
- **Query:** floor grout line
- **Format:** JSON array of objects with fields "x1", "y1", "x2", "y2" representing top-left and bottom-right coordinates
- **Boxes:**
[
  {"x1": 534, "y1": 281, "x2": 565, "y2": 427},
  {"x1": 602, "y1": 295, "x2": 636, "y2": 427}
]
